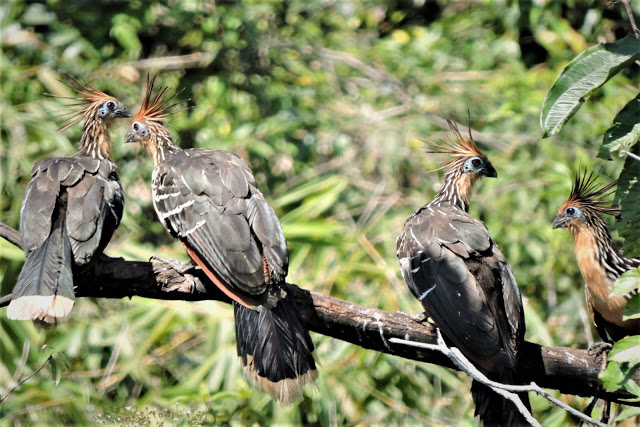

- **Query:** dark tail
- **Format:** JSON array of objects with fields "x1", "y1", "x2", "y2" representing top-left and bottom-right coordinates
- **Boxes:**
[
  {"x1": 234, "y1": 292, "x2": 318, "y2": 404},
  {"x1": 471, "y1": 368, "x2": 532, "y2": 426},
  {"x1": 7, "y1": 219, "x2": 74, "y2": 324}
]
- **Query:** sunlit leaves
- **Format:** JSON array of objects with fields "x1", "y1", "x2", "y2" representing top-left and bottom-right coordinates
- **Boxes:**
[
  {"x1": 540, "y1": 36, "x2": 640, "y2": 137},
  {"x1": 614, "y1": 153, "x2": 640, "y2": 255},
  {"x1": 600, "y1": 336, "x2": 640, "y2": 400},
  {"x1": 599, "y1": 94, "x2": 640, "y2": 159}
]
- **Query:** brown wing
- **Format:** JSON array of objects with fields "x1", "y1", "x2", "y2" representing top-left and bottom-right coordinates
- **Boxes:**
[
  {"x1": 152, "y1": 148, "x2": 288, "y2": 302},
  {"x1": 396, "y1": 204, "x2": 525, "y2": 371},
  {"x1": 20, "y1": 156, "x2": 124, "y2": 264}
]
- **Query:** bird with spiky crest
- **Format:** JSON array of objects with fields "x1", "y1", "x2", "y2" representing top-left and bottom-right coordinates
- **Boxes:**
[
  {"x1": 553, "y1": 170, "x2": 640, "y2": 342},
  {"x1": 125, "y1": 76, "x2": 318, "y2": 404},
  {"x1": 7, "y1": 73, "x2": 130, "y2": 324},
  {"x1": 396, "y1": 121, "x2": 530, "y2": 425}
]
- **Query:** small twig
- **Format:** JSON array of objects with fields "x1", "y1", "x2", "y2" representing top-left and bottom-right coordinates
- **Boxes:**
[
  {"x1": 0, "y1": 351, "x2": 56, "y2": 403},
  {"x1": 620, "y1": 0, "x2": 640, "y2": 38},
  {"x1": 620, "y1": 150, "x2": 640, "y2": 162},
  {"x1": 0, "y1": 221, "x2": 22, "y2": 248},
  {"x1": 124, "y1": 52, "x2": 216, "y2": 70},
  {"x1": 390, "y1": 333, "x2": 608, "y2": 427},
  {"x1": 391, "y1": 333, "x2": 540, "y2": 426}
]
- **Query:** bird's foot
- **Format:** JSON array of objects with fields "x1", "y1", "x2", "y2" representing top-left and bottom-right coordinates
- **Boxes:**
[
  {"x1": 588, "y1": 341, "x2": 612, "y2": 359},
  {"x1": 149, "y1": 255, "x2": 193, "y2": 274}
]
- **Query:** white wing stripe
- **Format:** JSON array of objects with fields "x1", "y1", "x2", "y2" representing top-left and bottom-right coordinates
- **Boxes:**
[
  {"x1": 181, "y1": 219, "x2": 206, "y2": 237},
  {"x1": 161, "y1": 199, "x2": 195, "y2": 219},
  {"x1": 155, "y1": 191, "x2": 180, "y2": 201}
]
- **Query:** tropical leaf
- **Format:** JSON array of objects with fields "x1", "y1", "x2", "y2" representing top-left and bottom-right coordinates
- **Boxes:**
[
  {"x1": 598, "y1": 94, "x2": 640, "y2": 158},
  {"x1": 541, "y1": 36, "x2": 640, "y2": 137},
  {"x1": 614, "y1": 151, "x2": 640, "y2": 255}
]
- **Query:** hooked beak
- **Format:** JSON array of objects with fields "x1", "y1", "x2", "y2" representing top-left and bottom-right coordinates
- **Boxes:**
[
  {"x1": 552, "y1": 215, "x2": 569, "y2": 229},
  {"x1": 115, "y1": 105, "x2": 131, "y2": 118},
  {"x1": 124, "y1": 129, "x2": 137, "y2": 143},
  {"x1": 482, "y1": 163, "x2": 498, "y2": 178}
]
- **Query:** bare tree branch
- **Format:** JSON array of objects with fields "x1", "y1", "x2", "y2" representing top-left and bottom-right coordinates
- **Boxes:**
[
  {"x1": 1, "y1": 220, "x2": 638, "y2": 407},
  {"x1": 620, "y1": 0, "x2": 640, "y2": 38},
  {"x1": 392, "y1": 334, "x2": 607, "y2": 427}
]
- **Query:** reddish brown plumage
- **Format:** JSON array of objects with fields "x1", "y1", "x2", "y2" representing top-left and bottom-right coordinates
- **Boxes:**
[{"x1": 553, "y1": 170, "x2": 640, "y2": 342}]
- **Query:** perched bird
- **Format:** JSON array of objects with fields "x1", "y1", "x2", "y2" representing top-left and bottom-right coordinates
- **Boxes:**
[
  {"x1": 7, "y1": 74, "x2": 130, "y2": 323},
  {"x1": 125, "y1": 76, "x2": 317, "y2": 404},
  {"x1": 553, "y1": 171, "x2": 640, "y2": 342},
  {"x1": 396, "y1": 122, "x2": 530, "y2": 425}
]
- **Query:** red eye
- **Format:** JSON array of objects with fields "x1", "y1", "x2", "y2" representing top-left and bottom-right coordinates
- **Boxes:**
[
  {"x1": 133, "y1": 123, "x2": 139, "y2": 131},
  {"x1": 566, "y1": 207, "x2": 575, "y2": 215},
  {"x1": 107, "y1": 101, "x2": 115, "y2": 110},
  {"x1": 472, "y1": 158, "x2": 481, "y2": 167}
]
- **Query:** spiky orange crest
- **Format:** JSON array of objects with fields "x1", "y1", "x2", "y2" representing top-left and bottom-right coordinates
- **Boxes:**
[
  {"x1": 55, "y1": 73, "x2": 122, "y2": 132},
  {"x1": 424, "y1": 120, "x2": 488, "y2": 173},
  {"x1": 426, "y1": 120, "x2": 483, "y2": 157},
  {"x1": 132, "y1": 75, "x2": 180, "y2": 125},
  {"x1": 559, "y1": 170, "x2": 619, "y2": 217}
]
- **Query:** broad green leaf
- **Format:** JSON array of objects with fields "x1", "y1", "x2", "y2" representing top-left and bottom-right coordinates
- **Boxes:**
[
  {"x1": 624, "y1": 377, "x2": 640, "y2": 400},
  {"x1": 601, "y1": 336, "x2": 640, "y2": 394},
  {"x1": 614, "y1": 153, "x2": 640, "y2": 255},
  {"x1": 618, "y1": 405, "x2": 640, "y2": 420},
  {"x1": 541, "y1": 36, "x2": 640, "y2": 137},
  {"x1": 609, "y1": 335, "x2": 640, "y2": 365},
  {"x1": 624, "y1": 294, "x2": 640, "y2": 321},
  {"x1": 610, "y1": 267, "x2": 640, "y2": 297},
  {"x1": 600, "y1": 360, "x2": 625, "y2": 392},
  {"x1": 598, "y1": 94, "x2": 640, "y2": 158}
]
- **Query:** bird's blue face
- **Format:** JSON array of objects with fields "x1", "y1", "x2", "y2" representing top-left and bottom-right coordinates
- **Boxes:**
[
  {"x1": 462, "y1": 156, "x2": 498, "y2": 178},
  {"x1": 124, "y1": 121, "x2": 150, "y2": 143},
  {"x1": 552, "y1": 205, "x2": 586, "y2": 229},
  {"x1": 98, "y1": 100, "x2": 131, "y2": 120}
]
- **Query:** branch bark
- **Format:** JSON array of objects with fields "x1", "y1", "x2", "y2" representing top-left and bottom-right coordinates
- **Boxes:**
[{"x1": 1, "y1": 221, "x2": 638, "y2": 406}]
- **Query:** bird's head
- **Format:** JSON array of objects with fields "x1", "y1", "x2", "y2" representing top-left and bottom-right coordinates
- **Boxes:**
[
  {"x1": 56, "y1": 73, "x2": 131, "y2": 132},
  {"x1": 552, "y1": 170, "x2": 618, "y2": 233},
  {"x1": 125, "y1": 75, "x2": 182, "y2": 163},
  {"x1": 426, "y1": 120, "x2": 497, "y2": 179},
  {"x1": 425, "y1": 120, "x2": 496, "y2": 207}
]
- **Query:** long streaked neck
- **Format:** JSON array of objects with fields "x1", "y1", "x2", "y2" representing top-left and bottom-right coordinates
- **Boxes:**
[
  {"x1": 148, "y1": 126, "x2": 181, "y2": 166},
  {"x1": 570, "y1": 214, "x2": 640, "y2": 280},
  {"x1": 78, "y1": 117, "x2": 113, "y2": 160},
  {"x1": 430, "y1": 164, "x2": 474, "y2": 211}
]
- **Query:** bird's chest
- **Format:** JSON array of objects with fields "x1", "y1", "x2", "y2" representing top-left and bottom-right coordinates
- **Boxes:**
[{"x1": 573, "y1": 234, "x2": 625, "y2": 324}]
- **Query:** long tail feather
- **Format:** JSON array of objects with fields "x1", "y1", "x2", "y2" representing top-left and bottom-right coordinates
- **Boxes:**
[
  {"x1": 471, "y1": 368, "x2": 531, "y2": 426},
  {"x1": 7, "y1": 219, "x2": 75, "y2": 323},
  {"x1": 234, "y1": 294, "x2": 318, "y2": 404}
]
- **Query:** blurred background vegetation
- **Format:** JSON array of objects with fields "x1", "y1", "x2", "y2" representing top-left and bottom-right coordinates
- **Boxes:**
[{"x1": 1, "y1": 0, "x2": 639, "y2": 425}]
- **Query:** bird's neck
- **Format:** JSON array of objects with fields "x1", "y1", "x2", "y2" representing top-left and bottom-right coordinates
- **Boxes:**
[
  {"x1": 78, "y1": 118, "x2": 113, "y2": 160},
  {"x1": 431, "y1": 167, "x2": 475, "y2": 211},
  {"x1": 148, "y1": 127, "x2": 181, "y2": 166},
  {"x1": 569, "y1": 215, "x2": 638, "y2": 283}
]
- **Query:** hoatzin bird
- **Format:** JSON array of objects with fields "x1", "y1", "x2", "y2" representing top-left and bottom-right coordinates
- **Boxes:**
[
  {"x1": 396, "y1": 122, "x2": 530, "y2": 425},
  {"x1": 7, "y1": 74, "x2": 130, "y2": 324},
  {"x1": 124, "y1": 76, "x2": 317, "y2": 404},
  {"x1": 553, "y1": 171, "x2": 640, "y2": 342}
]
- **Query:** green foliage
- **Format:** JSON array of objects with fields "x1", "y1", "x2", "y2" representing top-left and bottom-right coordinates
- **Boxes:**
[
  {"x1": 615, "y1": 153, "x2": 640, "y2": 255},
  {"x1": 1, "y1": 0, "x2": 639, "y2": 424},
  {"x1": 540, "y1": 36, "x2": 640, "y2": 138},
  {"x1": 599, "y1": 94, "x2": 640, "y2": 158},
  {"x1": 600, "y1": 335, "x2": 640, "y2": 401}
]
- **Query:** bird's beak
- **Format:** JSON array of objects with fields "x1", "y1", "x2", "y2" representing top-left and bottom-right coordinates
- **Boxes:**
[
  {"x1": 124, "y1": 129, "x2": 137, "y2": 143},
  {"x1": 552, "y1": 215, "x2": 568, "y2": 229},
  {"x1": 115, "y1": 106, "x2": 132, "y2": 118},
  {"x1": 483, "y1": 163, "x2": 498, "y2": 178}
]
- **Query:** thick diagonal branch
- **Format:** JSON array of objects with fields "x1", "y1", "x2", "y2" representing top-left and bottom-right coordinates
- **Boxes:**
[{"x1": 0, "y1": 221, "x2": 637, "y2": 405}]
